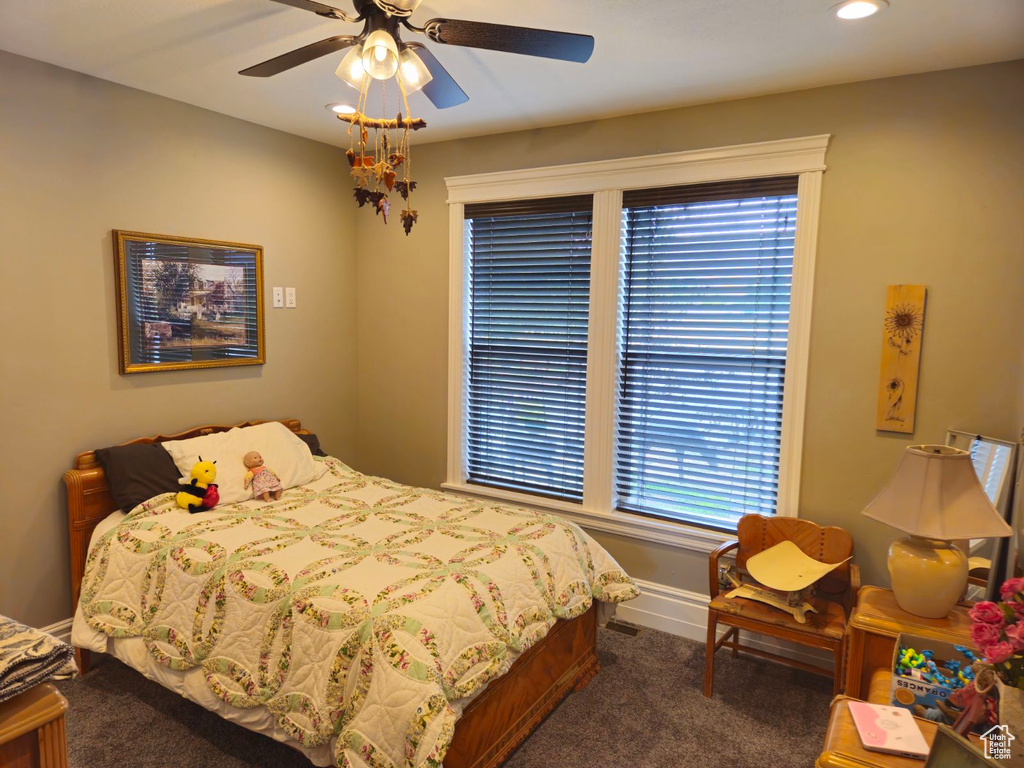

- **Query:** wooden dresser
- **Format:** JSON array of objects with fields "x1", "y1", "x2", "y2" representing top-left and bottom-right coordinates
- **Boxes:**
[{"x1": 0, "y1": 684, "x2": 68, "y2": 768}]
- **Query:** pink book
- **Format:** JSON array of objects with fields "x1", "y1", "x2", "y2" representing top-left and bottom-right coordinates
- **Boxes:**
[{"x1": 848, "y1": 701, "x2": 931, "y2": 760}]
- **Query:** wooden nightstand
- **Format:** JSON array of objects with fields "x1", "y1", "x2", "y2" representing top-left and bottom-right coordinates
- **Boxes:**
[
  {"x1": 844, "y1": 585, "x2": 973, "y2": 700},
  {"x1": 0, "y1": 684, "x2": 69, "y2": 768},
  {"x1": 817, "y1": 695, "x2": 983, "y2": 767}
]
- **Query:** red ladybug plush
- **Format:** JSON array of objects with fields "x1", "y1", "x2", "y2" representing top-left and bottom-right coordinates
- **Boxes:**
[{"x1": 202, "y1": 483, "x2": 219, "y2": 509}]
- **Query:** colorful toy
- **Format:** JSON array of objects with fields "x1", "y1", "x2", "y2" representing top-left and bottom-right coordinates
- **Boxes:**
[
  {"x1": 954, "y1": 645, "x2": 980, "y2": 664},
  {"x1": 895, "y1": 645, "x2": 977, "y2": 690},
  {"x1": 898, "y1": 647, "x2": 929, "y2": 672},
  {"x1": 176, "y1": 457, "x2": 219, "y2": 513},
  {"x1": 921, "y1": 660, "x2": 944, "y2": 685},
  {"x1": 243, "y1": 450, "x2": 283, "y2": 502}
]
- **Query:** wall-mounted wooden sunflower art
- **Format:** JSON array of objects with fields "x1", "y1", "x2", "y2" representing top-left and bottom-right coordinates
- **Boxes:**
[{"x1": 876, "y1": 285, "x2": 927, "y2": 433}]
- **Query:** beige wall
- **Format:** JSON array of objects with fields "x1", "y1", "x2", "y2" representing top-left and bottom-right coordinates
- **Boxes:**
[
  {"x1": 3, "y1": 52, "x2": 1021, "y2": 628},
  {"x1": 0, "y1": 51, "x2": 356, "y2": 628},
  {"x1": 354, "y1": 60, "x2": 1024, "y2": 592}
]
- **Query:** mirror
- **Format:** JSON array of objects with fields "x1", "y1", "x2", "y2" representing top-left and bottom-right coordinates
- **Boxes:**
[{"x1": 946, "y1": 430, "x2": 1018, "y2": 599}]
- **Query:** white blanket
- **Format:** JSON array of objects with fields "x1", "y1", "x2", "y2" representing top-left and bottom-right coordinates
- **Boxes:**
[{"x1": 72, "y1": 457, "x2": 638, "y2": 767}]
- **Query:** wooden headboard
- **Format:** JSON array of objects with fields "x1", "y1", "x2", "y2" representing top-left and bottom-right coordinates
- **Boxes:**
[{"x1": 63, "y1": 418, "x2": 308, "y2": 614}]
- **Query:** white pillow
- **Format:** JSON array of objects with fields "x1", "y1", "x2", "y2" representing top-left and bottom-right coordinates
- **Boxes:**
[{"x1": 163, "y1": 422, "x2": 326, "y2": 505}]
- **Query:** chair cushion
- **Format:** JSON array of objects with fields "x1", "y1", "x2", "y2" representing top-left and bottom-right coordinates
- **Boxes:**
[{"x1": 709, "y1": 593, "x2": 847, "y2": 640}]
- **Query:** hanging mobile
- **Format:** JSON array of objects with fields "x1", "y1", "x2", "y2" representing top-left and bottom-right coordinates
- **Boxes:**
[{"x1": 339, "y1": 66, "x2": 423, "y2": 235}]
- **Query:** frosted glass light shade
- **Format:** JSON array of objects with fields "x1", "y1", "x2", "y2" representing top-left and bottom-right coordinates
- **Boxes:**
[
  {"x1": 361, "y1": 30, "x2": 399, "y2": 80},
  {"x1": 398, "y1": 47, "x2": 433, "y2": 94},
  {"x1": 863, "y1": 445, "x2": 1013, "y2": 540},
  {"x1": 335, "y1": 45, "x2": 366, "y2": 90}
]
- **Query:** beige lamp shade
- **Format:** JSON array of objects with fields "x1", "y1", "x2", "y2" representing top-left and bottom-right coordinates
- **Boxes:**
[{"x1": 863, "y1": 444, "x2": 1012, "y2": 540}]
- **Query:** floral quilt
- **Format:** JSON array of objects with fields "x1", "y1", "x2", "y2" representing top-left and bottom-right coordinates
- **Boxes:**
[
  {"x1": 74, "y1": 457, "x2": 638, "y2": 767},
  {"x1": 0, "y1": 615, "x2": 76, "y2": 703}
]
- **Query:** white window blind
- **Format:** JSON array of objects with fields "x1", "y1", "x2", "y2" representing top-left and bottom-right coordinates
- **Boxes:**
[
  {"x1": 464, "y1": 196, "x2": 593, "y2": 501},
  {"x1": 616, "y1": 177, "x2": 799, "y2": 529}
]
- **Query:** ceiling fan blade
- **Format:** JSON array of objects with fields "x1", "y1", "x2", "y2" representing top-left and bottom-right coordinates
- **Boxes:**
[
  {"x1": 421, "y1": 19, "x2": 594, "y2": 63},
  {"x1": 265, "y1": 0, "x2": 352, "y2": 20},
  {"x1": 405, "y1": 43, "x2": 469, "y2": 109},
  {"x1": 239, "y1": 35, "x2": 358, "y2": 77}
]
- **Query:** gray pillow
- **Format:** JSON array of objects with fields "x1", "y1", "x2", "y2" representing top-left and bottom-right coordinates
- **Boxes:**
[
  {"x1": 95, "y1": 443, "x2": 182, "y2": 512},
  {"x1": 297, "y1": 433, "x2": 328, "y2": 457}
]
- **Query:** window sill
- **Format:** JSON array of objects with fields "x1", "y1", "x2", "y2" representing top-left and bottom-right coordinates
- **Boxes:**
[{"x1": 440, "y1": 481, "x2": 735, "y2": 554}]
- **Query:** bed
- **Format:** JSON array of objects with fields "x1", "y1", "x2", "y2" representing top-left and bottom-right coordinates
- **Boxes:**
[{"x1": 64, "y1": 419, "x2": 638, "y2": 768}]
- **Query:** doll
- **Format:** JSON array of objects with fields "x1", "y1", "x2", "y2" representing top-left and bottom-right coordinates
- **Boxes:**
[{"x1": 243, "y1": 450, "x2": 283, "y2": 501}]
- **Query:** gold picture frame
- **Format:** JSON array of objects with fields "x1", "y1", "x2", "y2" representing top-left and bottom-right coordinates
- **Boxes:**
[{"x1": 113, "y1": 230, "x2": 265, "y2": 374}]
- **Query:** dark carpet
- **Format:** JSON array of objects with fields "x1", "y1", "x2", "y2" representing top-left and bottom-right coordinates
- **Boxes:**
[{"x1": 57, "y1": 627, "x2": 831, "y2": 768}]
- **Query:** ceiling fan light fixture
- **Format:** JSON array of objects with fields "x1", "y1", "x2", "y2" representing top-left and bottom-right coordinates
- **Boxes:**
[
  {"x1": 335, "y1": 44, "x2": 367, "y2": 90},
  {"x1": 833, "y1": 0, "x2": 888, "y2": 20},
  {"x1": 361, "y1": 30, "x2": 400, "y2": 80},
  {"x1": 398, "y1": 47, "x2": 433, "y2": 94}
]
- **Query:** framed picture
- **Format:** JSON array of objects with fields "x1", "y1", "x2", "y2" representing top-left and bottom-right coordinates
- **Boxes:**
[{"x1": 113, "y1": 230, "x2": 265, "y2": 374}]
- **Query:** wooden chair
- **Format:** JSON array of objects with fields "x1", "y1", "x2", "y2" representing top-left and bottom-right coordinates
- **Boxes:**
[{"x1": 704, "y1": 514, "x2": 860, "y2": 698}]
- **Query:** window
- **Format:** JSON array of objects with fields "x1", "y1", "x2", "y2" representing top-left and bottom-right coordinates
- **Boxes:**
[
  {"x1": 446, "y1": 136, "x2": 827, "y2": 549},
  {"x1": 464, "y1": 197, "x2": 593, "y2": 500},
  {"x1": 617, "y1": 177, "x2": 799, "y2": 529}
]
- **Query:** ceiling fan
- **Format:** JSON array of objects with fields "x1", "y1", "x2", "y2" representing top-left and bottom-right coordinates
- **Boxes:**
[{"x1": 239, "y1": 0, "x2": 595, "y2": 109}]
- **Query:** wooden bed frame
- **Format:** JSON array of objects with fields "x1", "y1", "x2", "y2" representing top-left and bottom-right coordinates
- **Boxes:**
[{"x1": 63, "y1": 418, "x2": 599, "y2": 768}]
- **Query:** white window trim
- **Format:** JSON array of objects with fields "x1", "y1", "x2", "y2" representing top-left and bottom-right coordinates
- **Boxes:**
[{"x1": 444, "y1": 135, "x2": 829, "y2": 553}]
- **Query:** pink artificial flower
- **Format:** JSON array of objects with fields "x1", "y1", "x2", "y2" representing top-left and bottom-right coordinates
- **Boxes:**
[
  {"x1": 972, "y1": 622, "x2": 1003, "y2": 648},
  {"x1": 1005, "y1": 621, "x2": 1024, "y2": 652},
  {"x1": 984, "y1": 641, "x2": 1016, "y2": 665},
  {"x1": 970, "y1": 601, "x2": 1007, "y2": 627},
  {"x1": 1002, "y1": 578, "x2": 1024, "y2": 602}
]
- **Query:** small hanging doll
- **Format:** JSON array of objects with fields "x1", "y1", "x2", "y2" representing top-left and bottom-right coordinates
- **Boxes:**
[{"x1": 243, "y1": 450, "x2": 283, "y2": 501}]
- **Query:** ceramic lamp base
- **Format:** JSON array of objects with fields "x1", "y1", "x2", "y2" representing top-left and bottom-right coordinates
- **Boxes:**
[{"x1": 888, "y1": 535, "x2": 967, "y2": 619}]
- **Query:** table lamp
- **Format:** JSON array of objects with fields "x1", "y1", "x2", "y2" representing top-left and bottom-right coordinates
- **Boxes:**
[{"x1": 863, "y1": 444, "x2": 1012, "y2": 618}]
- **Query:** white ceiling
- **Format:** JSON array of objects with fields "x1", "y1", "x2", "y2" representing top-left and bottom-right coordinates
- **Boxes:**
[{"x1": 1, "y1": 0, "x2": 1022, "y2": 146}]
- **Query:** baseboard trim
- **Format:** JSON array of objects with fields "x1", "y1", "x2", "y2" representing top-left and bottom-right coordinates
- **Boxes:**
[
  {"x1": 41, "y1": 618, "x2": 73, "y2": 644},
  {"x1": 615, "y1": 577, "x2": 834, "y2": 671}
]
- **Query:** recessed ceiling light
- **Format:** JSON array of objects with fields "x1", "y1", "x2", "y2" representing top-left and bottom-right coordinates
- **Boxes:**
[
  {"x1": 833, "y1": 0, "x2": 888, "y2": 19},
  {"x1": 325, "y1": 103, "x2": 356, "y2": 115}
]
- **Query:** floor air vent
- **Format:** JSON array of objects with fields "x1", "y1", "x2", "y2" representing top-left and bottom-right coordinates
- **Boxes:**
[{"x1": 605, "y1": 621, "x2": 641, "y2": 637}]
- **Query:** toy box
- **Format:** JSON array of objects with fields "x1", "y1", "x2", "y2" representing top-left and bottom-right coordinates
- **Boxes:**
[{"x1": 889, "y1": 633, "x2": 979, "y2": 714}]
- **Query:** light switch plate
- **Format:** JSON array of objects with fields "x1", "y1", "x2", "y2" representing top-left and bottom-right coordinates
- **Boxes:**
[
  {"x1": 272, "y1": 287, "x2": 284, "y2": 308},
  {"x1": 285, "y1": 287, "x2": 297, "y2": 308}
]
